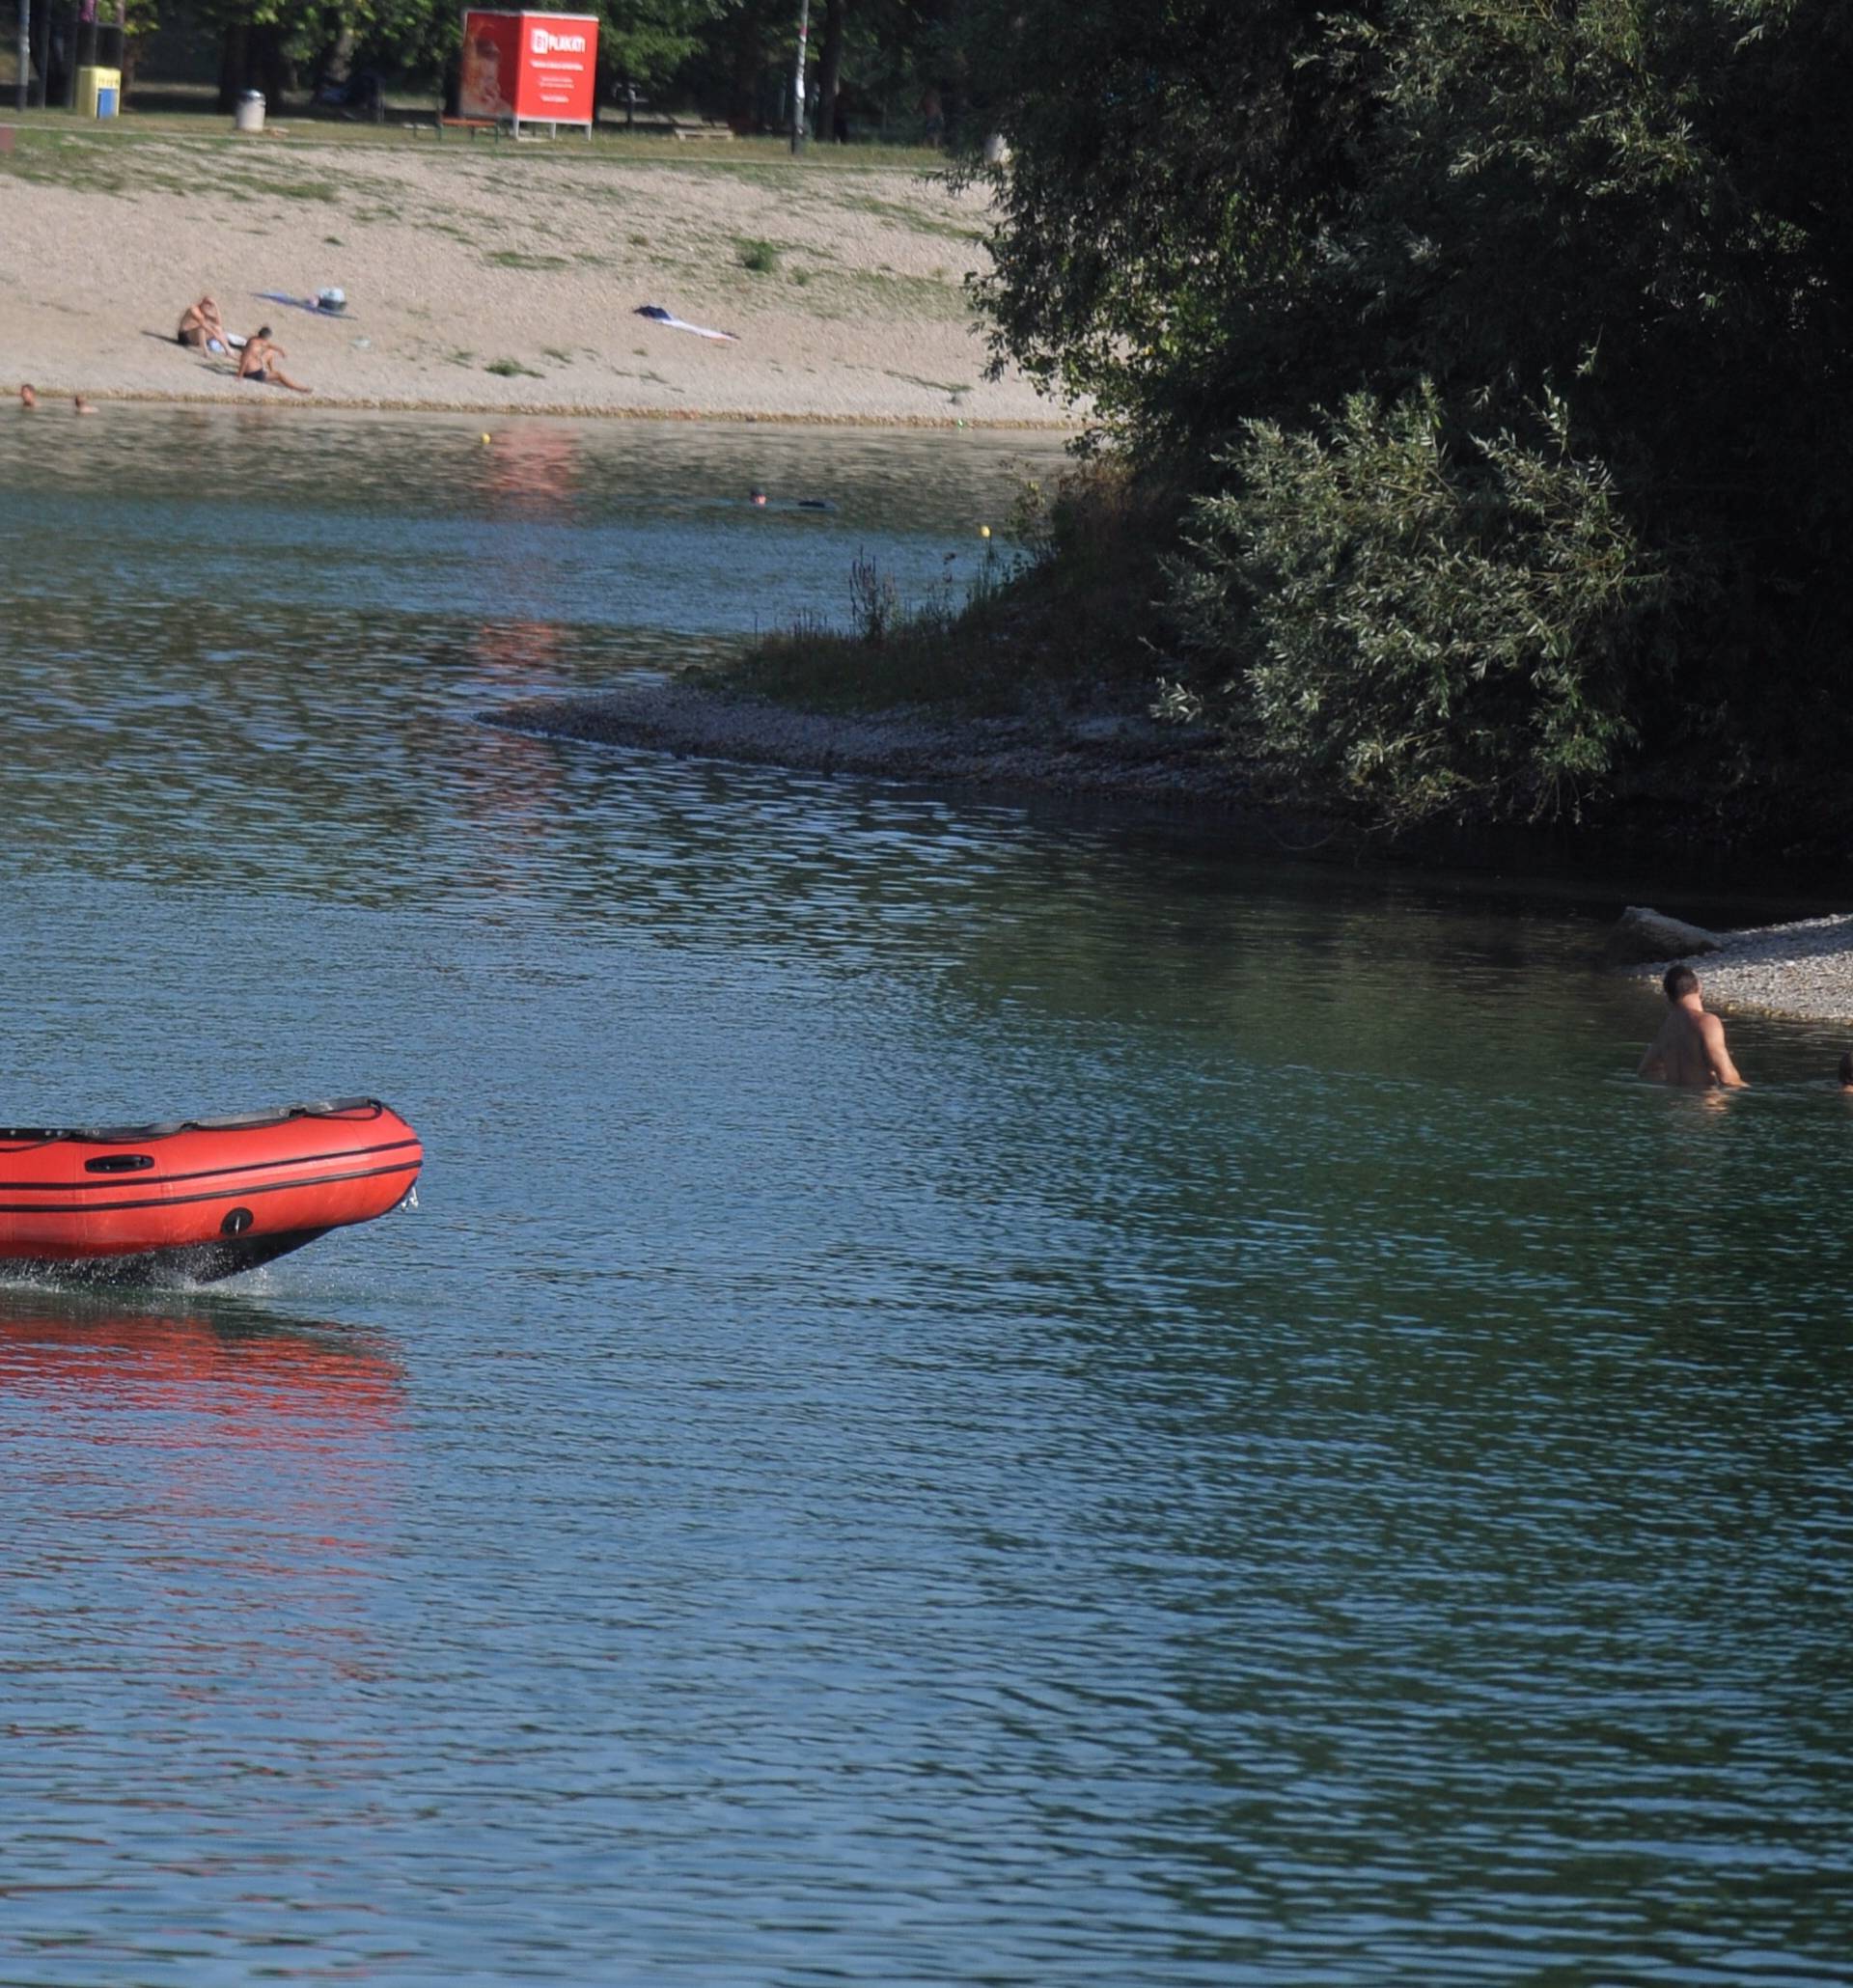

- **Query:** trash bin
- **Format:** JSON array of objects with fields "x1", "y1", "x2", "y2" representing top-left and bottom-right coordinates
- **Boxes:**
[
  {"x1": 235, "y1": 89, "x2": 264, "y2": 133},
  {"x1": 76, "y1": 65, "x2": 121, "y2": 119},
  {"x1": 97, "y1": 85, "x2": 120, "y2": 119}
]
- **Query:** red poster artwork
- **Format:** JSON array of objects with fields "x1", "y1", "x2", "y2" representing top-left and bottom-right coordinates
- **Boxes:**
[{"x1": 459, "y1": 10, "x2": 599, "y2": 125}]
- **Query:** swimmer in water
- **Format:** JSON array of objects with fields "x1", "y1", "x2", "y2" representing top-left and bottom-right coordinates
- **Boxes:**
[
  {"x1": 1839, "y1": 1051, "x2": 1853, "y2": 1092},
  {"x1": 19, "y1": 383, "x2": 36, "y2": 409},
  {"x1": 750, "y1": 488, "x2": 767, "y2": 507},
  {"x1": 1639, "y1": 963, "x2": 1746, "y2": 1089},
  {"x1": 73, "y1": 394, "x2": 97, "y2": 415}
]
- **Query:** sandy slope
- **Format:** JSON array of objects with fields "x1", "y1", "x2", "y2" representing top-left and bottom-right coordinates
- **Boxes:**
[{"x1": 0, "y1": 126, "x2": 1068, "y2": 423}]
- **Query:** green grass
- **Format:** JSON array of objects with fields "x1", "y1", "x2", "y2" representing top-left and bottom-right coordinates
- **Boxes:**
[
  {"x1": 712, "y1": 466, "x2": 1177, "y2": 721},
  {"x1": 484, "y1": 249, "x2": 569, "y2": 269},
  {"x1": 484, "y1": 356, "x2": 542, "y2": 377},
  {"x1": 0, "y1": 104, "x2": 947, "y2": 176},
  {"x1": 736, "y1": 236, "x2": 782, "y2": 276}
]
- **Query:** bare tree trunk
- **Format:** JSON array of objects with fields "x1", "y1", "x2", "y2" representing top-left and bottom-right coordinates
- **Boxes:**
[
  {"x1": 322, "y1": 24, "x2": 355, "y2": 94},
  {"x1": 817, "y1": 0, "x2": 848, "y2": 142}
]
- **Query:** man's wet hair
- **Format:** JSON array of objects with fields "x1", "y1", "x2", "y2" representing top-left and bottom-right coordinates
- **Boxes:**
[
  {"x1": 256, "y1": 325, "x2": 272, "y2": 339},
  {"x1": 1663, "y1": 963, "x2": 1700, "y2": 1000}
]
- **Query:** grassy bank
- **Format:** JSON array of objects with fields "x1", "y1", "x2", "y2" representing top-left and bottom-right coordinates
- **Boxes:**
[{"x1": 716, "y1": 461, "x2": 1180, "y2": 718}]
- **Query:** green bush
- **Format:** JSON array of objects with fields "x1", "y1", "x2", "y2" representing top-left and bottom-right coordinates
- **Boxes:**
[{"x1": 1165, "y1": 384, "x2": 1668, "y2": 824}]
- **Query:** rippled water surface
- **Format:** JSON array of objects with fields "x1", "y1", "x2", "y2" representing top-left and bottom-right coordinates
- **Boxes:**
[{"x1": 4, "y1": 408, "x2": 1852, "y2": 1984}]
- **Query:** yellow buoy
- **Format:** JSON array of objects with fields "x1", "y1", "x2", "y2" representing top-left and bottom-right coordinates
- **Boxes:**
[
  {"x1": 979, "y1": 524, "x2": 991, "y2": 539},
  {"x1": 481, "y1": 432, "x2": 492, "y2": 445}
]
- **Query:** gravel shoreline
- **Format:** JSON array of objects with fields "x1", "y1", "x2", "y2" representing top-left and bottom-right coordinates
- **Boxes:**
[
  {"x1": 1635, "y1": 916, "x2": 1853, "y2": 1024},
  {"x1": 488, "y1": 676, "x2": 1341, "y2": 822}
]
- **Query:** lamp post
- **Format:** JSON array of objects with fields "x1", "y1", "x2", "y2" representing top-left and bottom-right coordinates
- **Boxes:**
[{"x1": 790, "y1": 0, "x2": 810, "y2": 154}]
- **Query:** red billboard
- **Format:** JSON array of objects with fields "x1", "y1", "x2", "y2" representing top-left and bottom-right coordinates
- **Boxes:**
[{"x1": 459, "y1": 10, "x2": 598, "y2": 127}]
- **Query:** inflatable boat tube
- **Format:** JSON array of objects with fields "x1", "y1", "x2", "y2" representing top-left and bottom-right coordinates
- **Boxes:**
[{"x1": 0, "y1": 1098, "x2": 422, "y2": 1285}]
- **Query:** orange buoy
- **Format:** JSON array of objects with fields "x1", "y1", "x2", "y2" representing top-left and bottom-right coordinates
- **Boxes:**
[{"x1": 0, "y1": 1098, "x2": 422, "y2": 1285}]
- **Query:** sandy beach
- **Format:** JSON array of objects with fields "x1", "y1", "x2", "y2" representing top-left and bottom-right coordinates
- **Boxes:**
[{"x1": 0, "y1": 123, "x2": 1065, "y2": 423}]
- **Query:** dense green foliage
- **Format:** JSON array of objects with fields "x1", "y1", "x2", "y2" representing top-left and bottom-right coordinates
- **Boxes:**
[
  {"x1": 1165, "y1": 387, "x2": 1664, "y2": 824},
  {"x1": 959, "y1": 0, "x2": 1853, "y2": 827}
]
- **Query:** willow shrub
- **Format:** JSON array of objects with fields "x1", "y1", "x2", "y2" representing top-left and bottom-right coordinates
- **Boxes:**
[{"x1": 1163, "y1": 385, "x2": 1670, "y2": 825}]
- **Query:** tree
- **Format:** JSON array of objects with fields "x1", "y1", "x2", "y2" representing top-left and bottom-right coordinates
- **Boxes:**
[{"x1": 954, "y1": 0, "x2": 1853, "y2": 825}]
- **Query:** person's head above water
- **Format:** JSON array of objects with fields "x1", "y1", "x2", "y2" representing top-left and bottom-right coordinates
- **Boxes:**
[
  {"x1": 18, "y1": 383, "x2": 35, "y2": 409},
  {"x1": 1839, "y1": 1050, "x2": 1853, "y2": 1091},
  {"x1": 749, "y1": 488, "x2": 767, "y2": 506},
  {"x1": 1663, "y1": 962, "x2": 1701, "y2": 1002}
]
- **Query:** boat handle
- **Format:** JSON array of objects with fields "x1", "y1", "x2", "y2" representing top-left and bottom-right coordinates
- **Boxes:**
[{"x1": 85, "y1": 1153, "x2": 155, "y2": 1173}]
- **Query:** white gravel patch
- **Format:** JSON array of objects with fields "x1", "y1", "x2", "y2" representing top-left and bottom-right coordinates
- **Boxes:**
[{"x1": 1633, "y1": 913, "x2": 1853, "y2": 1022}]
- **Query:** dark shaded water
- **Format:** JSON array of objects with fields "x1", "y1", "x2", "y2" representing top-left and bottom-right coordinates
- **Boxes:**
[{"x1": 3, "y1": 408, "x2": 1851, "y2": 1984}]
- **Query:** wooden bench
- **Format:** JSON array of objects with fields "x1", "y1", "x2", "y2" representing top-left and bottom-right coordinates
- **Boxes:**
[{"x1": 437, "y1": 115, "x2": 503, "y2": 140}]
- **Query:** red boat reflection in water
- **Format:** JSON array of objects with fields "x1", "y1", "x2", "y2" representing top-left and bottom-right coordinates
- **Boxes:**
[
  {"x1": 3, "y1": 1293, "x2": 407, "y2": 1706},
  {"x1": 0, "y1": 1290, "x2": 403, "y2": 1437}
]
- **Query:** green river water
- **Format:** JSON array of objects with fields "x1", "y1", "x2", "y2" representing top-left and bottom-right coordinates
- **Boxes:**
[{"x1": 2, "y1": 405, "x2": 1850, "y2": 1985}]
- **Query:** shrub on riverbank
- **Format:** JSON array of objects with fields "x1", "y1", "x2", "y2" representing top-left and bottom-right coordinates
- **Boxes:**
[{"x1": 1163, "y1": 386, "x2": 1669, "y2": 827}]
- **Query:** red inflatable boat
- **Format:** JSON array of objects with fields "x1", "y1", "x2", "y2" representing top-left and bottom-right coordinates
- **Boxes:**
[{"x1": 0, "y1": 1098, "x2": 422, "y2": 1285}]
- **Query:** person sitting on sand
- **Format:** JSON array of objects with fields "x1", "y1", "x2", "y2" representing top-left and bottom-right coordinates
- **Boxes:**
[
  {"x1": 1639, "y1": 963, "x2": 1747, "y2": 1089},
  {"x1": 73, "y1": 394, "x2": 97, "y2": 415},
  {"x1": 18, "y1": 383, "x2": 36, "y2": 409},
  {"x1": 236, "y1": 328, "x2": 310, "y2": 394},
  {"x1": 177, "y1": 295, "x2": 229, "y2": 352}
]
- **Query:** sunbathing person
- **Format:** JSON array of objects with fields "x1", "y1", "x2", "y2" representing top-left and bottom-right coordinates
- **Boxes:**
[
  {"x1": 236, "y1": 328, "x2": 310, "y2": 393},
  {"x1": 177, "y1": 295, "x2": 229, "y2": 351}
]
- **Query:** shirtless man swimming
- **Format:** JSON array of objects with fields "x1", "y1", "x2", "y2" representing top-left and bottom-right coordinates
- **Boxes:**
[
  {"x1": 1639, "y1": 963, "x2": 1747, "y2": 1089},
  {"x1": 236, "y1": 327, "x2": 310, "y2": 394}
]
